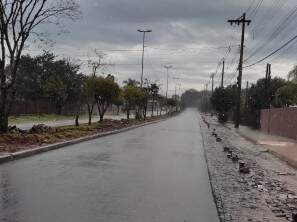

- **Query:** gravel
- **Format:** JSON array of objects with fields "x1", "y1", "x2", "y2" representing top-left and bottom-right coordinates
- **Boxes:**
[{"x1": 200, "y1": 114, "x2": 297, "y2": 222}]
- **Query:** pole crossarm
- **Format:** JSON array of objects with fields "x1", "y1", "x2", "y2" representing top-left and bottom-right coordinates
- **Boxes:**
[{"x1": 227, "y1": 17, "x2": 251, "y2": 26}]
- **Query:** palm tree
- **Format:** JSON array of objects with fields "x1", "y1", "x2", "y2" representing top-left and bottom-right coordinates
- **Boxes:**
[{"x1": 150, "y1": 83, "x2": 159, "y2": 117}]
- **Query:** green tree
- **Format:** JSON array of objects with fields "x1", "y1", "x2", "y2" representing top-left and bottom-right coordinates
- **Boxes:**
[
  {"x1": 93, "y1": 76, "x2": 120, "y2": 122},
  {"x1": 210, "y1": 86, "x2": 237, "y2": 122},
  {"x1": 288, "y1": 65, "x2": 297, "y2": 83},
  {"x1": 15, "y1": 54, "x2": 48, "y2": 101},
  {"x1": 123, "y1": 78, "x2": 140, "y2": 87},
  {"x1": 274, "y1": 82, "x2": 297, "y2": 107},
  {"x1": 83, "y1": 76, "x2": 97, "y2": 125},
  {"x1": 15, "y1": 52, "x2": 84, "y2": 115},
  {"x1": 113, "y1": 92, "x2": 124, "y2": 115},
  {"x1": 247, "y1": 77, "x2": 286, "y2": 128},
  {"x1": 122, "y1": 85, "x2": 143, "y2": 120},
  {"x1": 149, "y1": 83, "x2": 159, "y2": 117},
  {"x1": 42, "y1": 57, "x2": 82, "y2": 114},
  {"x1": 167, "y1": 98, "x2": 177, "y2": 107},
  {"x1": 43, "y1": 77, "x2": 68, "y2": 115}
]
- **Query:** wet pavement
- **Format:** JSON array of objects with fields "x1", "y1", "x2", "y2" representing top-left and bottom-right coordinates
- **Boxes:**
[{"x1": 0, "y1": 109, "x2": 218, "y2": 222}]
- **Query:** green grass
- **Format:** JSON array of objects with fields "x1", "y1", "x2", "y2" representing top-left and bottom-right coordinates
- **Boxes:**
[{"x1": 8, "y1": 114, "x2": 75, "y2": 125}]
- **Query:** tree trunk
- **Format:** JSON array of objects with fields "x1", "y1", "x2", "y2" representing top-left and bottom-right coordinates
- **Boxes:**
[
  {"x1": 99, "y1": 114, "x2": 104, "y2": 122},
  {"x1": 87, "y1": 103, "x2": 94, "y2": 125},
  {"x1": 0, "y1": 114, "x2": 8, "y2": 133},
  {"x1": 151, "y1": 98, "x2": 154, "y2": 117},
  {"x1": 75, "y1": 114, "x2": 79, "y2": 127},
  {"x1": 117, "y1": 105, "x2": 120, "y2": 115},
  {"x1": 56, "y1": 103, "x2": 63, "y2": 115},
  {"x1": 126, "y1": 109, "x2": 130, "y2": 120},
  {"x1": 0, "y1": 88, "x2": 13, "y2": 133},
  {"x1": 98, "y1": 103, "x2": 104, "y2": 123}
]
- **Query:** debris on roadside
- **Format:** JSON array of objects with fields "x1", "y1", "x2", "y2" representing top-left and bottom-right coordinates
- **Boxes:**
[
  {"x1": 29, "y1": 124, "x2": 57, "y2": 134},
  {"x1": 200, "y1": 114, "x2": 297, "y2": 222}
]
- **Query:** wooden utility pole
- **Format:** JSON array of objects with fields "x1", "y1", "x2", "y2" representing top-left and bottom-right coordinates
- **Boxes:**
[
  {"x1": 265, "y1": 63, "x2": 271, "y2": 108},
  {"x1": 245, "y1": 81, "x2": 249, "y2": 111},
  {"x1": 221, "y1": 58, "x2": 225, "y2": 87},
  {"x1": 266, "y1": 63, "x2": 271, "y2": 80},
  {"x1": 228, "y1": 13, "x2": 251, "y2": 128}
]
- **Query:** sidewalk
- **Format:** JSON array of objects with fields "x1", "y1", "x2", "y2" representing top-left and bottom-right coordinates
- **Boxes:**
[{"x1": 233, "y1": 124, "x2": 297, "y2": 169}]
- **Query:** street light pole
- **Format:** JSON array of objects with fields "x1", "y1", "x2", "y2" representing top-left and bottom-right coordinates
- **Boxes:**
[
  {"x1": 164, "y1": 65, "x2": 172, "y2": 100},
  {"x1": 138, "y1": 29, "x2": 152, "y2": 88}
]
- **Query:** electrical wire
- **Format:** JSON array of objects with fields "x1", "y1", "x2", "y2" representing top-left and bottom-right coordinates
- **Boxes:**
[{"x1": 244, "y1": 33, "x2": 297, "y2": 68}]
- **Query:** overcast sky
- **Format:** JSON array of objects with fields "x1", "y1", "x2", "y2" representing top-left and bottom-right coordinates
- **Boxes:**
[{"x1": 27, "y1": 0, "x2": 297, "y2": 96}]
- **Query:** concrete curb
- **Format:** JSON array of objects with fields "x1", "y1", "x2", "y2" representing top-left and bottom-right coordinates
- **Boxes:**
[
  {"x1": 198, "y1": 115, "x2": 222, "y2": 222},
  {"x1": 0, "y1": 118, "x2": 169, "y2": 165}
]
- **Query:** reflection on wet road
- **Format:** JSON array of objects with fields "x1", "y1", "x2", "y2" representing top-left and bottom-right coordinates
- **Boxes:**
[{"x1": 0, "y1": 109, "x2": 218, "y2": 222}]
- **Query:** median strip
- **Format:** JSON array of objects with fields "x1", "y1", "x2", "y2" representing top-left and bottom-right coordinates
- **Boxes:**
[{"x1": 0, "y1": 116, "x2": 171, "y2": 164}]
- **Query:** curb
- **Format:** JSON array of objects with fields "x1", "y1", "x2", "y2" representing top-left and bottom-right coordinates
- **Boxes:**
[
  {"x1": 198, "y1": 115, "x2": 223, "y2": 222},
  {"x1": 0, "y1": 118, "x2": 169, "y2": 165}
]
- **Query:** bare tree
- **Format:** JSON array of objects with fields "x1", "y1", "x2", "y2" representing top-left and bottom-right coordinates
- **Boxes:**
[
  {"x1": 87, "y1": 50, "x2": 110, "y2": 77},
  {"x1": 0, "y1": 0, "x2": 80, "y2": 132}
]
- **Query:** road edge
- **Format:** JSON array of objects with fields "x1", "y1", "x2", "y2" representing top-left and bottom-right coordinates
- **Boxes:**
[
  {"x1": 198, "y1": 114, "x2": 222, "y2": 222},
  {"x1": 0, "y1": 117, "x2": 170, "y2": 165}
]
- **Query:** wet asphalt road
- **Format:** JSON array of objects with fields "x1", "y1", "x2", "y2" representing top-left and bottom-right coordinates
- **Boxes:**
[{"x1": 0, "y1": 109, "x2": 219, "y2": 222}]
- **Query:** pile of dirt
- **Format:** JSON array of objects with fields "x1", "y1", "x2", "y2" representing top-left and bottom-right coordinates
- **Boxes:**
[{"x1": 29, "y1": 124, "x2": 57, "y2": 134}]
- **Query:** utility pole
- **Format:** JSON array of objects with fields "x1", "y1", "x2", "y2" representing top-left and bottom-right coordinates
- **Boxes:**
[
  {"x1": 265, "y1": 63, "x2": 271, "y2": 109},
  {"x1": 164, "y1": 65, "x2": 172, "y2": 114},
  {"x1": 211, "y1": 73, "x2": 215, "y2": 93},
  {"x1": 138, "y1": 29, "x2": 152, "y2": 88},
  {"x1": 205, "y1": 83, "x2": 209, "y2": 112},
  {"x1": 205, "y1": 83, "x2": 209, "y2": 102},
  {"x1": 244, "y1": 81, "x2": 249, "y2": 112},
  {"x1": 228, "y1": 13, "x2": 251, "y2": 128},
  {"x1": 265, "y1": 63, "x2": 271, "y2": 80},
  {"x1": 221, "y1": 58, "x2": 225, "y2": 87}
]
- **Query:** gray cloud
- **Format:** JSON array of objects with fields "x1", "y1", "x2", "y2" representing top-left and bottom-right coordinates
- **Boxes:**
[{"x1": 26, "y1": 0, "x2": 297, "y2": 95}]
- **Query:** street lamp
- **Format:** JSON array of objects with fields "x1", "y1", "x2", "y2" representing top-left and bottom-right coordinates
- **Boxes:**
[
  {"x1": 138, "y1": 29, "x2": 152, "y2": 88},
  {"x1": 164, "y1": 65, "x2": 172, "y2": 99}
]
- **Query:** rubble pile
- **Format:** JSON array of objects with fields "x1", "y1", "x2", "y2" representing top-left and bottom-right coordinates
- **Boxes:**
[{"x1": 29, "y1": 124, "x2": 57, "y2": 134}]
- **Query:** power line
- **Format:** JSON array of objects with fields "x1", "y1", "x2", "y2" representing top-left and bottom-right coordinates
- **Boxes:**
[
  {"x1": 247, "y1": 0, "x2": 264, "y2": 19},
  {"x1": 244, "y1": 34, "x2": 297, "y2": 68},
  {"x1": 246, "y1": 0, "x2": 256, "y2": 14},
  {"x1": 245, "y1": 3, "x2": 297, "y2": 62}
]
